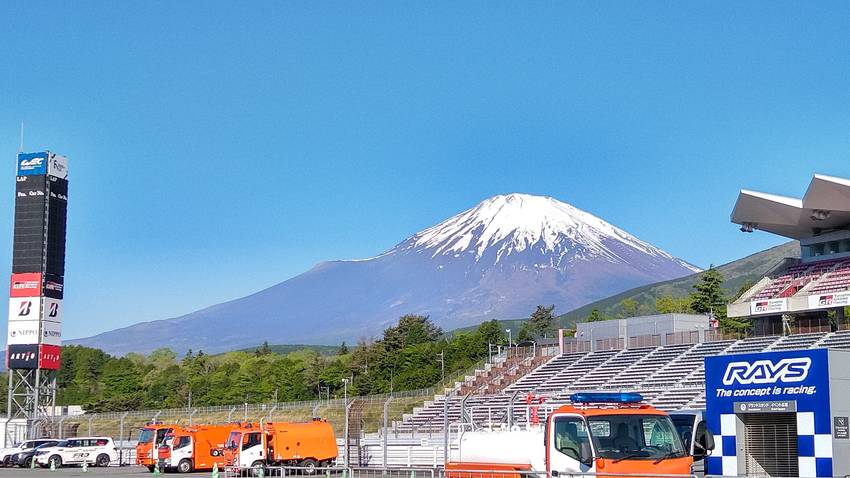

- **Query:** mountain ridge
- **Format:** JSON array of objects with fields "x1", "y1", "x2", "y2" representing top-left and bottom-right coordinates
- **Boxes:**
[{"x1": 68, "y1": 193, "x2": 700, "y2": 355}]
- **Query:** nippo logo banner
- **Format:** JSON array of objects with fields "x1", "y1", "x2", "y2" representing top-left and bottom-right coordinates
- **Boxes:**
[
  {"x1": 42, "y1": 298, "x2": 63, "y2": 323},
  {"x1": 40, "y1": 320, "x2": 62, "y2": 346},
  {"x1": 749, "y1": 298, "x2": 787, "y2": 315},
  {"x1": 39, "y1": 344, "x2": 61, "y2": 370},
  {"x1": 16, "y1": 152, "x2": 48, "y2": 176},
  {"x1": 7, "y1": 320, "x2": 41, "y2": 345},
  {"x1": 47, "y1": 153, "x2": 68, "y2": 179},
  {"x1": 9, "y1": 273, "x2": 41, "y2": 297},
  {"x1": 8, "y1": 297, "x2": 41, "y2": 322}
]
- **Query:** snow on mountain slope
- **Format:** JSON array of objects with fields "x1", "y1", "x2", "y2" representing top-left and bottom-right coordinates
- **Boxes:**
[
  {"x1": 392, "y1": 193, "x2": 700, "y2": 271},
  {"x1": 69, "y1": 193, "x2": 701, "y2": 355}
]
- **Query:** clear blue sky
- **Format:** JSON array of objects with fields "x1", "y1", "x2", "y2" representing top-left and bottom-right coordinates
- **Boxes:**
[{"x1": 1, "y1": 2, "x2": 849, "y2": 340}]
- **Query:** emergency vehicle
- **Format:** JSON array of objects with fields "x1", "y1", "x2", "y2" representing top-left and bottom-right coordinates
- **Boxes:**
[
  {"x1": 446, "y1": 393, "x2": 712, "y2": 476},
  {"x1": 225, "y1": 419, "x2": 337, "y2": 473},
  {"x1": 157, "y1": 424, "x2": 235, "y2": 473},
  {"x1": 136, "y1": 423, "x2": 176, "y2": 471},
  {"x1": 669, "y1": 409, "x2": 713, "y2": 477}
]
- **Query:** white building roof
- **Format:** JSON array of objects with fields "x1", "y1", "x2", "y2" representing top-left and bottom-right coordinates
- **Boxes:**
[{"x1": 731, "y1": 174, "x2": 850, "y2": 239}]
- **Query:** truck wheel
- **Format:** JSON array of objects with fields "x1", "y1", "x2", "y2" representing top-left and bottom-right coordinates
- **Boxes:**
[
  {"x1": 177, "y1": 459, "x2": 193, "y2": 473},
  {"x1": 48, "y1": 455, "x2": 62, "y2": 468},
  {"x1": 300, "y1": 459, "x2": 318, "y2": 474},
  {"x1": 95, "y1": 454, "x2": 110, "y2": 467},
  {"x1": 250, "y1": 461, "x2": 266, "y2": 477}
]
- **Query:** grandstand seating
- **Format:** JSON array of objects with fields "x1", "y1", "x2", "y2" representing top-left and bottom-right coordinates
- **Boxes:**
[
  {"x1": 745, "y1": 257, "x2": 850, "y2": 300},
  {"x1": 393, "y1": 329, "x2": 850, "y2": 434}
]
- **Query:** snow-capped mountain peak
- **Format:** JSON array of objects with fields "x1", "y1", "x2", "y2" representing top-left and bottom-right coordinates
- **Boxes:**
[{"x1": 397, "y1": 193, "x2": 700, "y2": 272}]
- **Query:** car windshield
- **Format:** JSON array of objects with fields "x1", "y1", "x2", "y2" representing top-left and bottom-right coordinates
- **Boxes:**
[
  {"x1": 587, "y1": 414, "x2": 686, "y2": 461},
  {"x1": 138, "y1": 428, "x2": 155, "y2": 444}
]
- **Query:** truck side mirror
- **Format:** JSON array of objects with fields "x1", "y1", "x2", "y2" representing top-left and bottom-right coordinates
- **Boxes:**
[{"x1": 703, "y1": 430, "x2": 715, "y2": 453}]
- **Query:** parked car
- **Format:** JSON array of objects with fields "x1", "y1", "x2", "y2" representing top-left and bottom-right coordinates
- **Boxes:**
[
  {"x1": 0, "y1": 439, "x2": 56, "y2": 467},
  {"x1": 12, "y1": 441, "x2": 59, "y2": 468},
  {"x1": 34, "y1": 437, "x2": 118, "y2": 468}
]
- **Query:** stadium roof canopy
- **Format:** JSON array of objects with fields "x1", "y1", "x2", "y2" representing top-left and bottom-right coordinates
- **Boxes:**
[{"x1": 731, "y1": 174, "x2": 850, "y2": 240}]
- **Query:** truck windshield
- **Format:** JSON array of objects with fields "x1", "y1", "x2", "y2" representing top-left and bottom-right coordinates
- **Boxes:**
[
  {"x1": 587, "y1": 414, "x2": 685, "y2": 461},
  {"x1": 227, "y1": 432, "x2": 242, "y2": 450},
  {"x1": 138, "y1": 429, "x2": 155, "y2": 444}
]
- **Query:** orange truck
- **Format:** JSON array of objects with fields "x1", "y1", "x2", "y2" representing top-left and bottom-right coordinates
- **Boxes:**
[
  {"x1": 156, "y1": 424, "x2": 235, "y2": 473},
  {"x1": 225, "y1": 419, "x2": 337, "y2": 472},
  {"x1": 446, "y1": 392, "x2": 714, "y2": 477},
  {"x1": 136, "y1": 424, "x2": 176, "y2": 472}
]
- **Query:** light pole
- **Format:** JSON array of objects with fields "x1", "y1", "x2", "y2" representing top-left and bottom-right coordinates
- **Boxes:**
[
  {"x1": 437, "y1": 352, "x2": 445, "y2": 383},
  {"x1": 506, "y1": 328, "x2": 512, "y2": 354}
]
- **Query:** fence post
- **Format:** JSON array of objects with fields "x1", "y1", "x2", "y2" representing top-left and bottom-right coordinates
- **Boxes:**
[
  {"x1": 269, "y1": 405, "x2": 277, "y2": 423},
  {"x1": 442, "y1": 397, "x2": 448, "y2": 465},
  {"x1": 119, "y1": 412, "x2": 129, "y2": 465},
  {"x1": 383, "y1": 396, "x2": 393, "y2": 468},
  {"x1": 507, "y1": 391, "x2": 519, "y2": 429},
  {"x1": 344, "y1": 399, "x2": 354, "y2": 468},
  {"x1": 227, "y1": 406, "x2": 236, "y2": 423},
  {"x1": 58, "y1": 416, "x2": 65, "y2": 439},
  {"x1": 87, "y1": 416, "x2": 93, "y2": 436},
  {"x1": 188, "y1": 408, "x2": 197, "y2": 426},
  {"x1": 312, "y1": 403, "x2": 320, "y2": 418}
]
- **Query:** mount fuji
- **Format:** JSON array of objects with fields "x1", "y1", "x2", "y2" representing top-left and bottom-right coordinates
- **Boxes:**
[{"x1": 71, "y1": 194, "x2": 700, "y2": 355}]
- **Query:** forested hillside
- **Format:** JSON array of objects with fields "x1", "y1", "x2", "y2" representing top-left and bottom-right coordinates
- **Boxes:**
[{"x1": 18, "y1": 316, "x2": 506, "y2": 412}]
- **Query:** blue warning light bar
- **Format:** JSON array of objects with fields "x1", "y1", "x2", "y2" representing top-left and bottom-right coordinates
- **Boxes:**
[{"x1": 569, "y1": 392, "x2": 644, "y2": 404}]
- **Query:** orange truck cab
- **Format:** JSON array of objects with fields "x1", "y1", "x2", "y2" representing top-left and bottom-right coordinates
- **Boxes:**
[
  {"x1": 136, "y1": 424, "x2": 175, "y2": 471},
  {"x1": 447, "y1": 392, "x2": 713, "y2": 477},
  {"x1": 156, "y1": 424, "x2": 235, "y2": 473},
  {"x1": 225, "y1": 419, "x2": 337, "y2": 472}
]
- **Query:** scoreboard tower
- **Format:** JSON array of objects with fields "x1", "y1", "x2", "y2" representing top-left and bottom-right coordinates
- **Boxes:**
[{"x1": 6, "y1": 151, "x2": 67, "y2": 441}]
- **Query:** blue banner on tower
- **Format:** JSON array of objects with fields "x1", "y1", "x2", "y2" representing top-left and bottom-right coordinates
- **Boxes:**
[{"x1": 16, "y1": 152, "x2": 48, "y2": 176}]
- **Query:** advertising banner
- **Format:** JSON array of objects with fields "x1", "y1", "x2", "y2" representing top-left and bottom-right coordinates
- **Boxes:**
[
  {"x1": 7, "y1": 344, "x2": 39, "y2": 369},
  {"x1": 40, "y1": 320, "x2": 61, "y2": 346},
  {"x1": 705, "y1": 349, "x2": 832, "y2": 477},
  {"x1": 42, "y1": 298, "x2": 62, "y2": 323},
  {"x1": 47, "y1": 153, "x2": 68, "y2": 179},
  {"x1": 750, "y1": 298, "x2": 788, "y2": 315},
  {"x1": 7, "y1": 320, "x2": 42, "y2": 345},
  {"x1": 38, "y1": 344, "x2": 61, "y2": 370},
  {"x1": 16, "y1": 152, "x2": 48, "y2": 176},
  {"x1": 9, "y1": 273, "x2": 42, "y2": 297},
  {"x1": 43, "y1": 274, "x2": 63, "y2": 300},
  {"x1": 808, "y1": 292, "x2": 850, "y2": 310},
  {"x1": 8, "y1": 297, "x2": 41, "y2": 322}
]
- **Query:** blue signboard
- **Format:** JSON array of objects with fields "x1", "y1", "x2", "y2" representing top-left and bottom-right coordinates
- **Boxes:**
[
  {"x1": 16, "y1": 152, "x2": 48, "y2": 176},
  {"x1": 705, "y1": 348, "x2": 832, "y2": 477}
]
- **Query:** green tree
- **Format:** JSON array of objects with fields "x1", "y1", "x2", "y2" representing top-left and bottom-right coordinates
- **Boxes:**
[
  {"x1": 620, "y1": 299, "x2": 638, "y2": 318},
  {"x1": 585, "y1": 308, "x2": 606, "y2": 322},
  {"x1": 382, "y1": 315, "x2": 442, "y2": 351},
  {"x1": 655, "y1": 295, "x2": 692, "y2": 314},
  {"x1": 733, "y1": 279, "x2": 757, "y2": 301},
  {"x1": 689, "y1": 267, "x2": 727, "y2": 319},
  {"x1": 528, "y1": 305, "x2": 556, "y2": 338},
  {"x1": 338, "y1": 342, "x2": 349, "y2": 355}
]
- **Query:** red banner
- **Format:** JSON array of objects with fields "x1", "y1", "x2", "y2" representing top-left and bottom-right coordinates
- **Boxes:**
[{"x1": 9, "y1": 273, "x2": 42, "y2": 298}]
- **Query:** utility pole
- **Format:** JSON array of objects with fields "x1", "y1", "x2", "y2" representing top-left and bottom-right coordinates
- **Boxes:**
[
  {"x1": 506, "y1": 328, "x2": 513, "y2": 355},
  {"x1": 437, "y1": 352, "x2": 445, "y2": 383}
]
